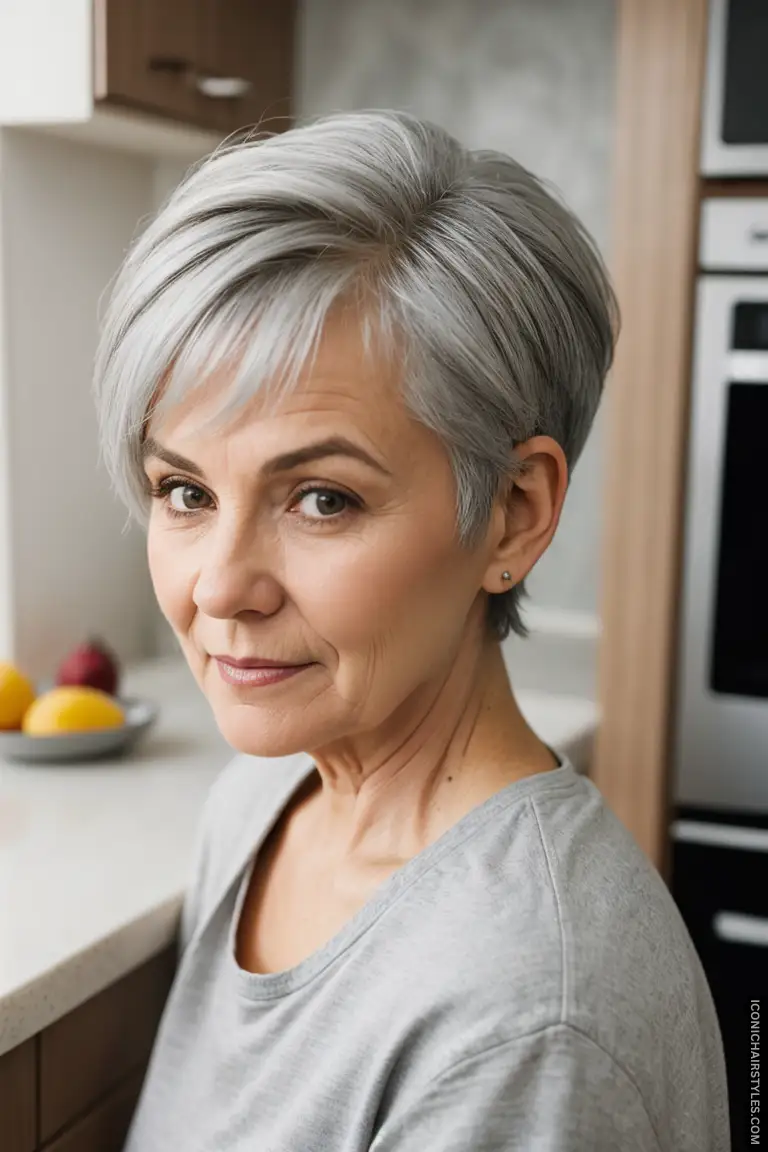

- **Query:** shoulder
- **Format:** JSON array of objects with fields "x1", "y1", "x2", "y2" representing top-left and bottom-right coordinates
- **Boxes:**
[
  {"x1": 474, "y1": 769, "x2": 719, "y2": 1038},
  {"x1": 179, "y1": 748, "x2": 313, "y2": 949},
  {"x1": 427, "y1": 769, "x2": 727, "y2": 1140},
  {"x1": 412, "y1": 760, "x2": 723, "y2": 1055},
  {"x1": 528, "y1": 771, "x2": 708, "y2": 1035},
  {"x1": 383, "y1": 768, "x2": 728, "y2": 1147}
]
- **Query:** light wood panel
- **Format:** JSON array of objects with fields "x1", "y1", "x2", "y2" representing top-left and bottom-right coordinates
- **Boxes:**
[{"x1": 593, "y1": 0, "x2": 709, "y2": 873}]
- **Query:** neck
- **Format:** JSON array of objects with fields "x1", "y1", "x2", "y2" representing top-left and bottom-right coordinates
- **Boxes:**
[{"x1": 302, "y1": 623, "x2": 559, "y2": 873}]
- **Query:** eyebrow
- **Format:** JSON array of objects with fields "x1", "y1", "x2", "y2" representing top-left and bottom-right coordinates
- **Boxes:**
[{"x1": 139, "y1": 434, "x2": 393, "y2": 480}]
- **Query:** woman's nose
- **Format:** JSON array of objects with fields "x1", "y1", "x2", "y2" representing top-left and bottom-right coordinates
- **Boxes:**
[{"x1": 191, "y1": 524, "x2": 285, "y2": 619}]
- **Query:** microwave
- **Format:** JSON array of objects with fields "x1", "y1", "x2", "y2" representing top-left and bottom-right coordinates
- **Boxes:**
[{"x1": 701, "y1": 0, "x2": 768, "y2": 175}]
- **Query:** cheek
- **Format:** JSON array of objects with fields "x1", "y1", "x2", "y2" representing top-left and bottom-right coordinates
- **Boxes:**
[
  {"x1": 297, "y1": 520, "x2": 470, "y2": 650},
  {"x1": 146, "y1": 528, "x2": 168, "y2": 599},
  {"x1": 146, "y1": 529, "x2": 191, "y2": 623}
]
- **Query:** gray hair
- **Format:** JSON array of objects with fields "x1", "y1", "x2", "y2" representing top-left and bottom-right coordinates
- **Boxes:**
[{"x1": 92, "y1": 108, "x2": 618, "y2": 641}]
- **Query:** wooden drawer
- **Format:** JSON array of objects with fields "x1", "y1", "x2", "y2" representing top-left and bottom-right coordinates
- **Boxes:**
[
  {"x1": 39, "y1": 945, "x2": 176, "y2": 1143},
  {"x1": 42, "y1": 1068, "x2": 145, "y2": 1152},
  {"x1": 0, "y1": 1037, "x2": 36, "y2": 1152}
]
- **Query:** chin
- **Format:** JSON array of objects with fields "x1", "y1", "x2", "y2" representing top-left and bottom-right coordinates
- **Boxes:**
[{"x1": 210, "y1": 707, "x2": 312, "y2": 760}]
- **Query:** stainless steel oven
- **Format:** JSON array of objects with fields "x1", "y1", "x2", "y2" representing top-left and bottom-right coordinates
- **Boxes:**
[
  {"x1": 671, "y1": 197, "x2": 768, "y2": 1150},
  {"x1": 674, "y1": 199, "x2": 768, "y2": 814},
  {"x1": 702, "y1": 0, "x2": 768, "y2": 175},
  {"x1": 674, "y1": 198, "x2": 768, "y2": 814}
]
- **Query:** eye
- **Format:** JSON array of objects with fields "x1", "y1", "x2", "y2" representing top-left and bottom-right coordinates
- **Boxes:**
[
  {"x1": 147, "y1": 477, "x2": 362, "y2": 526},
  {"x1": 149, "y1": 479, "x2": 212, "y2": 519},
  {"x1": 293, "y1": 485, "x2": 359, "y2": 522}
]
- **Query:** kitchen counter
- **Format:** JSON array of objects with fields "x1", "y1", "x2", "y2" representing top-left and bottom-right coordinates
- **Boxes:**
[{"x1": 0, "y1": 652, "x2": 599, "y2": 1059}]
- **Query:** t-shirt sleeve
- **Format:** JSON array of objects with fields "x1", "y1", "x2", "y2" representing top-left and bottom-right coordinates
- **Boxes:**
[
  {"x1": 177, "y1": 773, "x2": 224, "y2": 958},
  {"x1": 368, "y1": 1023, "x2": 662, "y2": 1152},
  {"x1": 178, "y1": 810, "x2": 211, "y2": 958}
]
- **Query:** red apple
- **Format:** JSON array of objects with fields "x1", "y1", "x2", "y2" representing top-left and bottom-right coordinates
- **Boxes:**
[{"x1": 55, "y1": 636, "x2": 120, "y2": 696}]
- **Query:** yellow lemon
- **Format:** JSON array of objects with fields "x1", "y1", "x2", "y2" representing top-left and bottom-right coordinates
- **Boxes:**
[
  {"x1": 22, "y1": 686, "x2": 125, "y2": 736},
  {"x1": 0, "y1": 661, "x2": 37, "y2": 729}
]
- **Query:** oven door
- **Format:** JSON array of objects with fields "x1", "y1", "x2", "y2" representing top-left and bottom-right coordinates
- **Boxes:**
[
  {"x1": 701, "y1": 0, "x2": 768, "y2": 175},
  {"x1": 670, "y1": 813, "x2": 768, "y2": 1150},
  {"x1": 673, "y1": 277, "x2": 768, "y2": 814}
]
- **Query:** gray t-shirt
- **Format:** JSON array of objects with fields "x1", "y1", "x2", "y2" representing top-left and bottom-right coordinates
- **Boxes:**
[{"x1": 123, "y1": 750, "x2": 730, "y2": 1152}]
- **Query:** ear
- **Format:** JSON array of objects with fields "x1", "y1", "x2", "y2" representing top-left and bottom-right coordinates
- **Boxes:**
[{"x1": 481, "y1": 435, "x2": 569, "y2": 592}]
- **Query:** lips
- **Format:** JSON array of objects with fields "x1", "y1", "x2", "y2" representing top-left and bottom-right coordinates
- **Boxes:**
[
  {"x1": 214, "y1": 659, "x2": 312, "y2": 688},
  {"x1": 211, "y1": 655, "x2": 306, "y2": 668}
]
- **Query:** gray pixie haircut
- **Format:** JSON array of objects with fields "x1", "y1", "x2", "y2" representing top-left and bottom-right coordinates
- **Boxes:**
[{"x1": 93, "y1": 108, "x2": 618, "y2": 641}]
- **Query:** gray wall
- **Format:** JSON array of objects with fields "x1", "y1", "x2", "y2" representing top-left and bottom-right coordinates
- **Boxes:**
[{"x1": 296, "y1": 0, "x2": 617, "y2": 623}]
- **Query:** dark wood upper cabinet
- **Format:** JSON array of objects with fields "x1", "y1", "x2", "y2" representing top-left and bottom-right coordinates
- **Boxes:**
[
  {"x1": 196, "y1": 0, "x2": 295, "y2": 133},
  {"x1": 94, "y1": 0, "x2": 295, "y2": 135}
]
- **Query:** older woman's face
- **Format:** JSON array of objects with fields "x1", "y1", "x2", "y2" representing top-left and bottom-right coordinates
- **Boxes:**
[{"x1": 143, "y1": 305, "x2": 503, "y2": 758}]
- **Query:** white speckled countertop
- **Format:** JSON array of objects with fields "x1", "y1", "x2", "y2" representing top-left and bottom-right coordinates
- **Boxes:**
[{"x1": 0, "y1": 650, "x2": 598, "y2": 1058}]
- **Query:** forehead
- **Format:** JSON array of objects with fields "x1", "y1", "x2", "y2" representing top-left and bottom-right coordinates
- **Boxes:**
[{"x1": 149, "y1": 303, "x2": 409, "y2": 451}]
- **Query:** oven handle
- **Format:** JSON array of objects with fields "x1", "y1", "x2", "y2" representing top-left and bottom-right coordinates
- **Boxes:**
[
  {"x1": 712, "y1": 911, "x2": 768, "y2": 948},
  {"x1": 726, "y1": 351, "x2": 768, "y2": 380},
  {"x1": 671, "y1": 820, "x2": 768, "y2": 852}
]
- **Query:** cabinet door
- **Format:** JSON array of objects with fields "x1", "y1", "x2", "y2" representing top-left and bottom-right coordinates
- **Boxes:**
[
  {"x1": 94, "y1": 0, "x2": 215, "y2": 128},
  {"x1": 195, "y1": 0, "x2": 295, "y2": 134},
  {"x1": 0, "y1": 1039, "x2": 36, "y2": 1152},
  {"x1": 39, "y1": 946, "x2": 177, "y2": 1144},
  {"x1": 43, "y1": 1069, "x2": 145, "y2": 1152},
  {"x1": 94, "y1": 0, "x2": 295, "y2": 135}
]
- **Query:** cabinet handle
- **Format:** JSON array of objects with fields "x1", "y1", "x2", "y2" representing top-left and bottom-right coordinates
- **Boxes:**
[
  {"x1": 195, "y1": 76, "x2": 252, "y2": 99},
  {"x1": 147, "y1": 56, "x2": 191, "y2": 74},
  {"x1": 712, "y1": 910, "x2": 768, "y2": 948}
]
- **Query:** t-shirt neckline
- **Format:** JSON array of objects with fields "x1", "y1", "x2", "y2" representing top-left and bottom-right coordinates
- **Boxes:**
[{"x1": 226, "y1": 752, "x2": 580, "y2": 1001}]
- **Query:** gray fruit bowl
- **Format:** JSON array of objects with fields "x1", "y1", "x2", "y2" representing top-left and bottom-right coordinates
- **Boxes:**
[{"x1": 0, "y1": 696, "x2": 159, "y2": 764}]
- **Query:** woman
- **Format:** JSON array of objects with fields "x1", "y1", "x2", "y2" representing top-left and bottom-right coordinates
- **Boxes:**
[{"x1": 93, "y1": 110, "x2": 729, "y2": 1151}]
